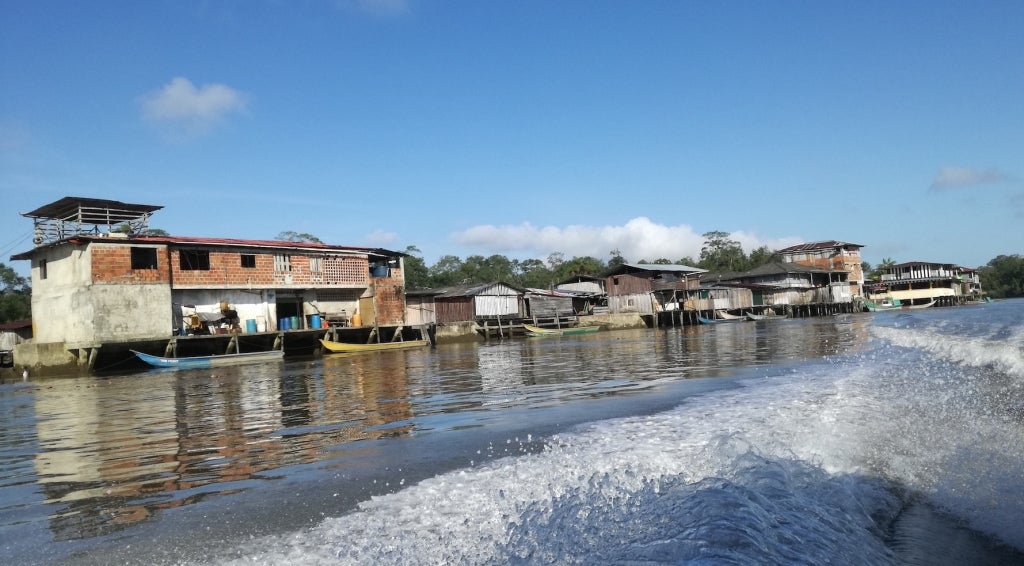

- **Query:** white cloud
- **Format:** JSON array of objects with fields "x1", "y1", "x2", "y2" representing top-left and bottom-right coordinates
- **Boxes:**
[
  {"x1": 452, "y1": 217, "x2": 802, "y2": 264},
  {"x1": 140, "y1": 77, "x2": 247, "y2": 139},
  {"x1": 929, "y1": 166, "x2": 1010, "y2": 191}
]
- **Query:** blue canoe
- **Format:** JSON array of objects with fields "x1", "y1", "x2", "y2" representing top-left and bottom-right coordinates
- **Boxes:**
[{"x1": 131, "y1": 349, "x2": 284, "y2": 369}]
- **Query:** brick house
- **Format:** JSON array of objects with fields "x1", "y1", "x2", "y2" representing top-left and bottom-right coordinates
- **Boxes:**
[
  {"x1": 11, "y1": 197, "x2": 409, "y2": 361},
  {"x1": 777, "y1": 241, "x2": 865, "y2": 297}
]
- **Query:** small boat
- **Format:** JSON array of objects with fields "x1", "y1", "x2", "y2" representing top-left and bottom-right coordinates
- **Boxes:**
[
  {"x1": 746, "y1": 312, "x2": 789, "y2": 321},
  {"x1": 715, "y1": 310, "x2": 744, "y2": 320},
  {"x1": 319, "y1": 338, "x2": 430, "y2": 353},
  {"x1": 522, "y1": 324, "x2": 601, "y2": 337},
  {"x1": 132, "y1": 349, "x2": 283, "y2": 369},
  {"x1": 698, "y1": 316, "x2": 740, "y2": 325},
  {"x1": 866, "y1": 299, "x2": 936, "y2": 312}
]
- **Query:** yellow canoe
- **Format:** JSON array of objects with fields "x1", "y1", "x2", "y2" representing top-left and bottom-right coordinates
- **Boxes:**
[
  {"x1": 522, "y1": 323, "x2": 601, "y2": 336},
  {"x1": 320, "y1": 338, "x2": 430, "y2": 353}
]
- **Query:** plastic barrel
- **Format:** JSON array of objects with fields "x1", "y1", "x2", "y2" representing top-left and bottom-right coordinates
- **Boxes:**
[
  {"x1": 280, "y1": 317, "x2": 290, "y2": 331},
  {"x1": 245, "y1": 319, "x2": 257, "y2": 333},
  {"x1": 311, "y1": 314, "x2": 321, "y2": 329},
  {"x1": 290, "y1": 316, "x2": 300, "y2": 330}
]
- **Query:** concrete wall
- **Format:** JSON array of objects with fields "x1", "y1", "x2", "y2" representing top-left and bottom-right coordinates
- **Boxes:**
[
  {"x1": 31, "y1": 244, "x2": 93, "y2": 344},
  {"x1": 90, "y1": 284, "x2": 173, "y2": 343}
]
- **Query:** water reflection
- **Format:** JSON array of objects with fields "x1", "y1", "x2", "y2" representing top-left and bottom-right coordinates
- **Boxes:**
[{"x1": 3, "y1": 316, "x2": 871, "y2": 542}]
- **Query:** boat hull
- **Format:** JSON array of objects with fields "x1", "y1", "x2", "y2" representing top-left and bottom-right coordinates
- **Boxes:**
[
  {"x1": 523, "y1": 324, "x2": 601, "y2": 336},
  {"x1": 319, "y1": 339, "x2": 430, "y2": 353},
  {"x1": 746, "y1": 313, "x2": 789, "y2": 321},
  {"x1": 132, "y1": 349, "x2": 284, "y2": 369}
]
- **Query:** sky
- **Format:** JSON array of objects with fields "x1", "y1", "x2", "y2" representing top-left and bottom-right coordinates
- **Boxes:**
[{"x1": 2, "y1": 1, "x2": 1022, "y2": 277}]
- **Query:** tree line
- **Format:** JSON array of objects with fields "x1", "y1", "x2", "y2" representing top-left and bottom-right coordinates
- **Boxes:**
[{"x1": 0, "y1": 232, "x2": 1020, "y2": 324}]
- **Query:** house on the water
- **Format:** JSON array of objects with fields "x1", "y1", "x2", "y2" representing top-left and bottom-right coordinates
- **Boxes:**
[
  {"x1": 778, "y1": 241, "x2": 865, "y2": 297},
  {"x1": 10, "y1": 197, "x2": 413, "y2": 373},
  {"x1": 711, "y1": 262, "x2": 854, "y2": 316},
  {"x1": 605, "y1": 263, "x2": 708, "y2": 325},
  {"x1": 866, "y1": 261, "x2": 982, "y2": 307}
]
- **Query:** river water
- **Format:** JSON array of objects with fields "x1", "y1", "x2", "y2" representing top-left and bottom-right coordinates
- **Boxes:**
[{"x1": 2, "y1": 301, "x2": 1023, "y2": 565}]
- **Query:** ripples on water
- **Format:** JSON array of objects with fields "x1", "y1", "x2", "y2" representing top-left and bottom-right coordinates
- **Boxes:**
[{"x1": 2, "y1": 306, "x2": 1022, "y2": 564}]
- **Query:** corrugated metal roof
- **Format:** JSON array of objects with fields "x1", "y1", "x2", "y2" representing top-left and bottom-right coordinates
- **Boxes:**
[
  {"x1": 778, "y1": 241, "x2": 863, "y2": 253},
  {"x1": 435, "y1": 282, "x2": 525, "y2": 298},
  {"x1": 606, "y1": 263, "x2": 707, "y2": 276},
  {"x1": 20, "y1": 196, "x2": 163, "y2": 220}
]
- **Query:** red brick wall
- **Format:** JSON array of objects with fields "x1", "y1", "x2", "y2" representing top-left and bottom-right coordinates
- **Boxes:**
[
  {"x1": 91, "y1": 244, "x2": 171, "y2": 284},
  {"x1": 374, "y1": 279, "x2": 406, "y2": 325},
  {"x1": 170, "y1": 248, "x2": 372, "y2": 287}
]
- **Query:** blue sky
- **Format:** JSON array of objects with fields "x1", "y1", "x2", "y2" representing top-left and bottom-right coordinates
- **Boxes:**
[{"x1": 2, "y1": 1, "x2": 1022, "y2": 276}]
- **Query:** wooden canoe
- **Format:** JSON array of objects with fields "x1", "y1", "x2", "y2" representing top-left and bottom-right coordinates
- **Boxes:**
[
  {"x1": 132, "y1": 349, "x2": 283, "y2": 369},
  {"x1": 320, "y1": 338, "x2": 430, "y2": 353},
  {"x1": 746, "y1": 313, "x2": 789, "y2": 321},
  {"x1": 523, "y1": 324, "x2": 601, "y2": 337}
]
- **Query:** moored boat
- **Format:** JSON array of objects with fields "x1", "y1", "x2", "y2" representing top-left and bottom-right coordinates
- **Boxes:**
[
  {"x1": 698, "y1": 316, "x2": 740, "y2": 325},
  {"x1": 746, "y1": 312, "x2": 789, "y2": 321},
  {"x1": 866, "y1": 299, "x2": 936, "y2": 312},
  {"x1": 715, "y1": 310, "x2": 744, "y2": 320},
  {"x1": 132, "y1": 349, "x2": 284, "y2": 369},
  {"x1": 523, "y1": 324, "x2": 601, "y2": 337},
  {"x1": 319, "y1": 338, "x2": 430, "y2": 353}
]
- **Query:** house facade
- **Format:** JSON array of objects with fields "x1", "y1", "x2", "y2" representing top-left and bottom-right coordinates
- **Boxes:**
[
  {"x1": 11, "y1": 197, "x2": 409, "y2": 356},
  {"x1": 716, "y1": 262, "x2": 853, "y2": 310},
  {"x1": 605, "y1": 264, "x2": 707, "y2": 316},
  {"x1": 778, "y1": 241, "x2": 865, "y2": 297},
  {"x1": 866, "y1": 261, "x2": 981, "y2": 306},
  {"x1": 433, "y1": 282, "x2": 525, "y2": 325}
]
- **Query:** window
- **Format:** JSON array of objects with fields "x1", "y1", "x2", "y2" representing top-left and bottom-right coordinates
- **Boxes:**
[
  {"x1": 180, "y1": 250, "x2": 210, "y2": 271},
  {"x1": 274, "y1": 254, "x2": 291, "y2": 273},
  {"x1": 240, "y1": 254, "x2": 256, "y2": 268},
  {"x1": 131, "y1": 247, "x2": 158, "y2": 270},
  {"x1": 39, "y1": 259, "x2": 47, "y2": 280}
]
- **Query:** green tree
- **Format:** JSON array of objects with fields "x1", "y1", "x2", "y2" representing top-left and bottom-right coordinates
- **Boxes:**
[
  {"x1": 517, "y1": 258, "x2": 553, "y2": 289},
  {"x1": 746, "y1": 246, "x2": 777, "y2": 269},
  {"x1": 276, "y1": 231, "x2": 322, "y2": 243},
  {"x1": 979, "y1": 254, "x2": 1024, "y2": 298},
  {"x1": 699, "y1": 231, "x2": 745, "y2": 272},
  {"x1": 402, "y1": 246, "x2": 431, "y2": 290},
  {"x1": 676, "y1": 257, "x2": 698, "y2": 267},
  {"x1": 555, "y1": 256, "x2": 605, "y2": 283},
  {"x1": 429, "y1": 255, "x2": 465, "y2": 286},
  {"x1": 0, "y1": 263, "x2": 31, "y2": 322},
  {"x1": 869, "y1": 257, "x2": 896, "y2": 280},
  {"x1": 608, "y1": 249, "x2": 627, "y2": 270}
]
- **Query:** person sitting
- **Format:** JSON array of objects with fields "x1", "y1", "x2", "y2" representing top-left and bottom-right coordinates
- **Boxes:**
[{"x1": 219, "y1": 307, "x2": 241, "y2": 331}]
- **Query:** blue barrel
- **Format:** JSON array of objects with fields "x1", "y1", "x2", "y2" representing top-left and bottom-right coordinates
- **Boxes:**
[
  {"x1": 290, "y1": 315, "x2": 300, "y2": 330},
  {"x1": 280, "y1": 317, "x2": 290, "y2": 331},
  {"x1": 310, "y1": 314, "x2": 321, "y2": 329},
  {"x1": 245, "y1": 319, "x2": 257, "y2": 333}
]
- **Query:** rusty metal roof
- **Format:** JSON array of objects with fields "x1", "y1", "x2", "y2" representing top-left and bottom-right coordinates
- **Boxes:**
[
  {"x1": 20, "y1": 196, "x2": 163, "y2": 221},
  {"x1": 777, "y1": 241, "x2": 863, "y2": 253}
]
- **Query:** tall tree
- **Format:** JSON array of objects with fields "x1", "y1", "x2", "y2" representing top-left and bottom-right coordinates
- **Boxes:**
[
  {"x1": 608, "y1": 249, "x2": 627, "y2": 270},
  {"x1": 699, "y1": 231, "x2": 745, "y2": 272},
  {"x1": 402, "y1": 246, "x2": 431, "y2": 290},
  {"x1": 0, "y1": 263, "x2": 31, "y2": 322}
]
